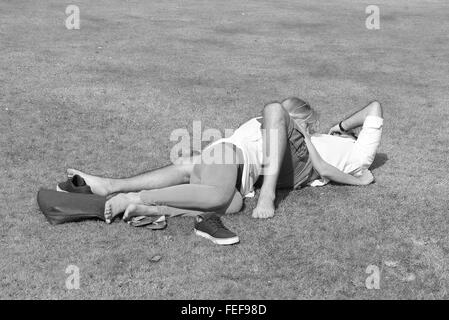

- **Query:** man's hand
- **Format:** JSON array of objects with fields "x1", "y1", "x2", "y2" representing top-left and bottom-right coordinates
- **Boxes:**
[
  {"x1": 328, "y1": 123, "x2": 343, "y2": 135},
  {"x1": 358, "y1": 169, "x2": 375, "y2": 185},
  {"x1": 252, "y1": 195, "x2": 275, "y2": 219}
]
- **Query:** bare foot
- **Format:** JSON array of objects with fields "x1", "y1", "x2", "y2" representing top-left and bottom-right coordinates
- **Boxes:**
[
  {"x1": 252, "y1": 195, "x2": 275, "y2": 219},
  {"x1": 123, "y1": 204, "x2": 160, "y2": 221},
  {"x1": 67, "y1": 168, "x2": 112, "y2": 196},
  {"x1": 104, "y1": 193, "x2": 141, "y2": 223}
]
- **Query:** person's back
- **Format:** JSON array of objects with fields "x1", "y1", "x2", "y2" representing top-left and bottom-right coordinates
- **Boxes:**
[{"x1": 311, "y1": 133, "x2": 359, "y2": 175}]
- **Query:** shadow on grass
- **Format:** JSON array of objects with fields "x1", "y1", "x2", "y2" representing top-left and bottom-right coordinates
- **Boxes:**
[
  {"x1": 253, "y1": 177, "x2": 293, "y2": 209},
  {"x1": 274, "y1": 190, "x2": 292, "y2": 208},
  {"x1": 370, "y1": 153, "x2": 389, "y2": 171}
]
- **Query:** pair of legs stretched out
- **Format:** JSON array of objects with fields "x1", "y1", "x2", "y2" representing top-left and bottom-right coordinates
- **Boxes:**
[{"x1": 68, "y1": 142, "x2": 244, "y2": 223}]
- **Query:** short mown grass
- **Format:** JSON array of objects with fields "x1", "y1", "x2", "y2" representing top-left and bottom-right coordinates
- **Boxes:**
[{"x1": 1, "y1": 0, "x2": 448, "y2": 299}]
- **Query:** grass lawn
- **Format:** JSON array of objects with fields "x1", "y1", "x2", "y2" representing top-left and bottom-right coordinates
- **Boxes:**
[{"x1": 1, "y1": 0, "x2": 448, "y2": 299}]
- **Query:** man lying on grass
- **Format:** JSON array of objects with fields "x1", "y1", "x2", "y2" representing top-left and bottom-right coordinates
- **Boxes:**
[{"x1": 63, "y1": 98, "x2": 382, "y2": 245}]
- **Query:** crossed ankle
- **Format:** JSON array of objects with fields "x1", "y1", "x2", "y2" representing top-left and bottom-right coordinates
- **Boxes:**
[
  {"x1": 138, "y1": 190, "x2": 157, "y2": 206},
  {"x1": 127, "y1": 192, "x2": 143, "y2": 204}
]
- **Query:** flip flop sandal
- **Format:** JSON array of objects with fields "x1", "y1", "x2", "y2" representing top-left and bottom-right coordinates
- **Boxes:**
[{"x1": 127, "y1": 215, "x2": 167, "y2": 230}]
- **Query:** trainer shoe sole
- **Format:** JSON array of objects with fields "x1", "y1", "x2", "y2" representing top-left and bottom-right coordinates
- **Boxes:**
[
  {"x1": 56, "y1": 185, "x2": 68, "y2": 193},
  {"x1": 194, "y1": 229, "x2": 240, "y2": 245}
]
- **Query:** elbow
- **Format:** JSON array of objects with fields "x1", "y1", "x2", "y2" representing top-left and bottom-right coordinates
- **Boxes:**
[
  {"x1": 368, "y1": 100, "x2": 383, "y2": 118},
  {"x1": 320, "y1": 172, "x2": 331, "y2": 180},
  {"x1": 315, "y1": 166, "x2": 330, "y2": 179}
]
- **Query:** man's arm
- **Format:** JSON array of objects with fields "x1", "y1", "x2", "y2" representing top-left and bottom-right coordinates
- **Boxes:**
[{"x1": 329, "y1": 101, "x2": 382, "y2": 135}]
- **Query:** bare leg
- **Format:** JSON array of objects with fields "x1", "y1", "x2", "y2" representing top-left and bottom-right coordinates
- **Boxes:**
[
  {"x1": 252, "y1": 103, "x2": 289, "y2": 219},
  {"x1": 66, "y1": 156, "x2": 197, "y2": 196},
  {"x1": 123, "y1": 189, "x2": 243, "y2": 220},
  {"x1": 104, "y1": 143, "x2": 242, "y2": 222}
]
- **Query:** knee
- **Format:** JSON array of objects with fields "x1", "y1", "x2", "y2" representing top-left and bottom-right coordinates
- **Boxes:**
[
  {"x1": 263, "y1": 102, "x2": 283, "y2": 117},
  {"x1": 368, "y1": 100, "x2": 383, "y2": 118},
  {"x1": 263, "y1": 102, "x2": 288, "y2": 123},
  {"x1": 173, "y1": 156, "x2": 195, "y2": 182}
]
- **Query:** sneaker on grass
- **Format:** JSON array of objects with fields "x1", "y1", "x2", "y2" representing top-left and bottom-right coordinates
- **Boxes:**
[
  {"x1": 194, "y1": 214, "x2": 239, "y2": 245},
  {"x1": 56, "y1": 175, "x2": 93, "y2": 194}
]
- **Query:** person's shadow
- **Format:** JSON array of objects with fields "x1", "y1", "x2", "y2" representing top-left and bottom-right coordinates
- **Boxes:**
[
  {"x1": 253, "y1": 177, "x2": 305, "y2": 209},
  {"x1": 370, "y1": 153, "x2": 388, "y2": 170}
]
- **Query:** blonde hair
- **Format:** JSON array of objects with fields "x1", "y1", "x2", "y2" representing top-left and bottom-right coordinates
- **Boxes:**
[{"x1": 281, "y1": 97, "x2": 319, "y2": 133}]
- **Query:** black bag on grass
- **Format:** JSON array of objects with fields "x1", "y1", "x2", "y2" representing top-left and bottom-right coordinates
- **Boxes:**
[{"x1": 37, "y1": 189, "x2": 106, "y2": 225}]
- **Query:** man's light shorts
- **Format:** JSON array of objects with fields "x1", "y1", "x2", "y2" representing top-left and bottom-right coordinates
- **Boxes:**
[{"x1": 351, "y1": 115, "x2": 383, "y2": 170}]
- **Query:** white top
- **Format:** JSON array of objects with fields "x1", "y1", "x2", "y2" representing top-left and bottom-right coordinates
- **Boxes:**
[{"x1": 309, "y1": 134, "x2": 361, "y2": 187}]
